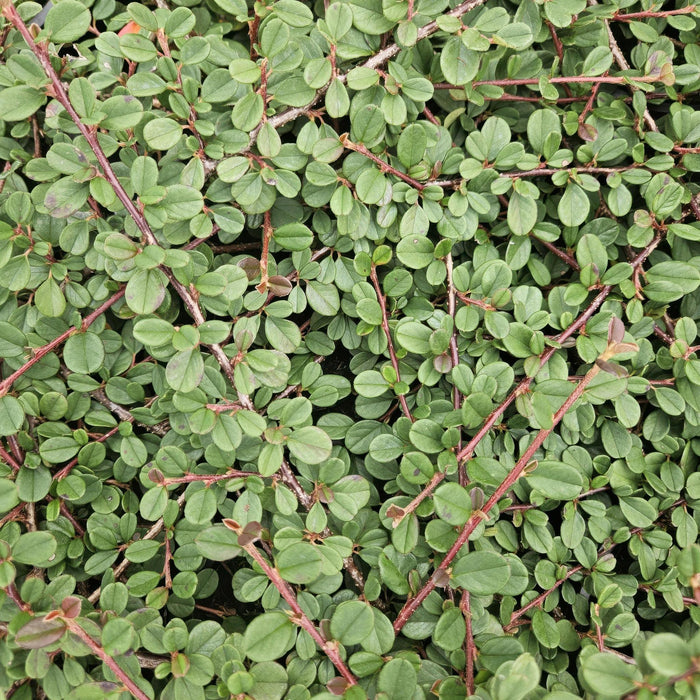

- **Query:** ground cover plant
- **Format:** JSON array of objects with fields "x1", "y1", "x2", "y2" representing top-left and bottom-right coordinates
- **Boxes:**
[{"x1": 0, "y1": 0, "x2": 700, "y2": 697}]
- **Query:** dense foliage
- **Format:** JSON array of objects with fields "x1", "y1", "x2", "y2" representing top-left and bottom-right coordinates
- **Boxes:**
[{"x1": 1, "y1": 0, "x2": 700, "y2": 697}]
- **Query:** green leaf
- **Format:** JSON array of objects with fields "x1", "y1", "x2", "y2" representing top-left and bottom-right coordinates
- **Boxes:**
[
  {"x1": 0, "y1": 480, "x2": 20, "y2": 513},
  {"x1": 274, "y1": 223, "x2": 314, "y2": 251},
  {"x1": 377, "y1": 658, "x2": 417, "y2": 700},
  {"x1": 15, "y1": 618, "x2": 66, "y2": 649},
  {"x1": 645, "y1": 633, "x2": 693, "y2": 676},
  {"x1": 397, "y1": 124, "x2": 427, "y2": 168},
  {"x1": 451, "y1": 551, "x2": 511, "y2": 595},
  {"x1": 306, "y1": 280, "x2": 340, "y2": 315},
  {"x1": 143, "y1": 118, "x2": 182, "y2": 150},
  {"x1": 619, "y1": 497, "x2": 657, "y2": 528},
  {"x1": 166, "y1": 349, "x2": 205, "y2": 392},
  {"x1": 244, "y1": 612, "x2": 296, "y2": 662},
  {"x1": 39, "y1": 437, "x2": 80, "y2": 463},
  {"x1": 409, "y1": 419, "x2": 443, "y2": 453},
  {"x1": 44, "y1": 0, "x2": 91, "y2": 42},
  {"x1": 195, "y1": 525, "x2": 242, "y2": 561},
  {"x1": 433, "y1": 607, "x2": 466, "y2": 651},
  {"x1": 527, "y1": 461, "x2": 583, "y2": 500},
  {"x1": 12, "y1": 532, "x2": 57, "y2": 566},
  {"x1": 581, "y1": 653, "x2": 641, "y2": 696},
  {"x1": 433, "y1": 483, "x2": 471, "y2": 526},
  {"x1": 34, "y1": 277, "x2": 66, "y2": 317},
  {"x1": 582, "y1": 47, "x2": 613, "y2": 76},
  {"x1": 326, "y1": 79, "x2": 350, "y2": 118},
  {"x1": 507, "y1": 192, "x2": 538, "y2": 235},
  {"x1": 531, "y1": 609, "x2": 559, "y2": 648},
  {"x1": 139, "y1": 486, "x2": 168, "y2": 521},
  {"x1": 0, "y1": 86, "x2": 46, "y2": 122},
  {"x1": 330, "y1": 600, "x2": 374, "y2": 645},
  {"x1": 133, "y1": 318, "x2": 175, "y2": 347},
  {"x1": 396, "y1": 321, "x2": 431, "y2": 354},
  {"x1": 287, "y1": 426, "x2": 332, "y2": 464},
  {"x1": 276, "y1": 542, "x2": 323, "y2": 583},
  {"x1": 125, "y1": 269, "x2": 167, "y2": 314},
  {"x1": 0, "y1": 396, "x2": 24, "y2": 436},
  {"x1": 440, "y1": 36, "x2": 479, "y2": 85},
  {"x1": 396, "y1": 236, "x2": 434, "y2": 269},
  {"x1": 558, "y1": 183, "x2": 590, "y2": 227},
  {"x1": 63, "y1": 332, "x2": 105, "y2": 374}
]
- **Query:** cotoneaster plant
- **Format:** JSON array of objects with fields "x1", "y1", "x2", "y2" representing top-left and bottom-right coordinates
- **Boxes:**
[{"x1": 0, "y1": 0, "x2": 700, "y2": 698}]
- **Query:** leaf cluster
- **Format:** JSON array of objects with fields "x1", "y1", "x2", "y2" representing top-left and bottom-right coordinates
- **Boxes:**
[{"x1": 0, "y1": 0, "x2": 700, "y2": 698}]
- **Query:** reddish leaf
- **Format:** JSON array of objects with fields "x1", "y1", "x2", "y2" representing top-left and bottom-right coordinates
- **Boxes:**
[{"x1": 15, "y1": 617, "x2": 67, "y2": 649}]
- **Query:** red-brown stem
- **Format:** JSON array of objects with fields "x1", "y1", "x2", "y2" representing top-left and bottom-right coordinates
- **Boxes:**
[
  {"x1": 59, "y1": 501, "x2": 85, "y2": 536},
  {"x1": 674, "y1": 145, "x2": 700, "y2": 154},
  {"x1": 422, "y1": 105, "x2": 440, "y2": 125},
  {"x1": 206, "y1": 403, "x2": 241, "y2": 413},
  {"x1": 259, "y1": 58, "x2": 269, "y2": 118},
  {"x1": 209, "y1": 241, "x2": 263, "y2": 253},
  {"x1": 370, "y1": 265, "x2": 414, "y2": 422},
  {"x1": 427, "y1": 164, "x2": 639, "y2": 189},
  {"x1": 7, "y1": 435, "x2": 23, "y2": 464},
  {"x1": 279, "y1": 459, "x2": 313, "y2": 509},
  {"x1": 5, "y1": 583, "x2": 31, "y2": 612},
  {"x1": 248, "y1": 14, "x2": 260, "y2": 59},
  {"x1": 54, "y1": 425, "x2": 121, "y2": 480},
  {"x1": 579, "y1": 74, "x2": 604, "y2": 126},
  {"x1": 493, "y1": 93, "x2": 590, "y2": 103},
  {"x1": 506, "y1": 565, "x2": 583, "y2": 630},
  {"x1": 613, "y1": 6, "x2": 696, "y2": 21},
  {"x1": 65, "y1": 619, "x2": 150, "y2": 700},
  {"x1": 595, "y1": 612, "x2": 605, "y2": 651},
  {"x1": 653, "y1": 324, "x2": 675, "y2": 346},
  {"x1": 546, "y1": 21, "x2": 572, "y2": 97},
  {"x1": 330, "y1": 43, "x2": 337, "y2": 78},
  {"x1": 0, "y1": 504, "x2": 25, "y2": 529},
  {"x1": 1, "y1": 5, "x2": 251, "y2": 409},
  {"x1": 455, "y1": 291, "x2": 495, "y2": 311},
  {"x1": 460, "y1": 589, "x2": 475, "y2": 693},
  {"x1": 407, "y1": 0, "x2": 415, "y2": 20},
  {"x1": 1, "y1": 6, "x2": 151, "y2": 246},
  {"x1": 446, "y1": 253, "x2": 464, "y2": 484},
  {"x1": 258, "y1": 211, "x2": 273, "y2": 292},
  {"x1": 0, "y1": 289, "x2": 125, "y2": 398},
  {"x1": 0, "y1": 161, "x2": 11, "y2": 195},
  {"x1": 568, "y1": 375, "x2": 673, "y2": 386},
  {"x1": 342, "y1": 138, "x2": 425, "y2": 191},
  {"x1": 163, "y1": 530, "x2": 172, "y2": 589},
  {"x1": 239, "y1": 538, "x2": 358, "y2": 685},
  {"x1": 0, "y1": 445, "x2": 21, "y2": 473},
  {"x1": 533, "y1": 236, "x2": 581, "y2": 270},
  {"x1": 394, "y1": 365, "x2": 601, "y2": 633},
  {"x1": 434, "y1": 74, "x2": 666, "y2": 89},
  {"x1": 160, "y1": 470, "x2": 257, "y2": 485},
  {"x1": 91, "y1": 388, "x2": 169, "y2": 437}
]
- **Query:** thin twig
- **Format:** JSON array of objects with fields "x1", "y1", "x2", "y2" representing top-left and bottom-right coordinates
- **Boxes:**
[
  {"x1": 92, "y1": 388, "x2": 169, "y2": 437},
  {"x1": 370, "y1": 265, "x2": 414, "y2": 422},
  {"x1": 87, "y1": 493, "x2": 187, "y2": 603},
  {"x1": 446, "y1": 253, "x2": 465, "y2": 484},
  {"x1": 64, "y1": 619, "x2": 150, "y2": 700},
  {"x1": 394, "y1": 363, "x2": 603, "y2": 633},
  {"x1": 342, "y1": 137, "x2": 425, "y2": 190},
  {"x1": 0, "y1": 4, "x2": 253, "y2": 411},
  {"x1": 227, "y1": 523, "x2": 358, "y2": 686},
  {"x1": 0, "y1": 290, "x2": 125, "y2": 398},
  {"x1": 239, "y1": 0, "x2": 489, "y2": 156}
]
